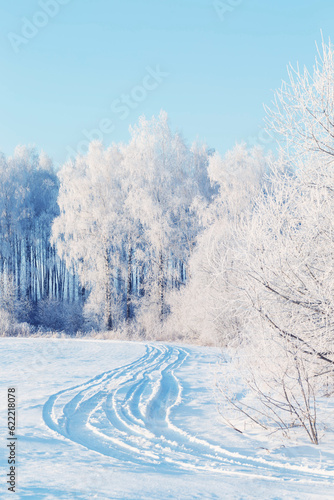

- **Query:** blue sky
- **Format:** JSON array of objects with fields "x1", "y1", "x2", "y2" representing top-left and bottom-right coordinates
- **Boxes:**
[{"x1": 0, "y1": 0, "x2": 333, "y2": 167}]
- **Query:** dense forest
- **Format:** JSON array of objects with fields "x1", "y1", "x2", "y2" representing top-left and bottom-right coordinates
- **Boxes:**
[
  {"x1": 0, "y1": 111, "x2": 219, "y2": 335},
  {"x1": 0, "y1": 110, "x2": 269, "y2": 338}
]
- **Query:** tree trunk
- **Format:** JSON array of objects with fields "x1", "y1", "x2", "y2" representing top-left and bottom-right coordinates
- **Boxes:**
[
  {"x1": 26, "y1": 236, "x2": 32, "y2": 302},
  {"x1": 126, "y1": 245, "x2": 133, "y2": 321},
  {"x1": 158, "y1": 249, "x2": 164, "y2": 323},
  {"x1": 105, "y1": 248, "x2": 113, "y2": 331}
]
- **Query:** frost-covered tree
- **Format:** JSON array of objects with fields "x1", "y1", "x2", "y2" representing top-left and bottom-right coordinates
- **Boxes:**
[
  {"x1": 266, "y1": 38, "x2": 334, "y2": 165},
  {"x1": 216, "y1": 40, "x2": 334, "y2": 443},
  {"x1": 243, "y1": 40, "x2": 334, "y2": 376},
  {"x1": 0, "y1": 146, "x2": 78, "y2": 331},
  {"x1": 122, "y1": 111, "x2": 210, "y2": 332},
  {"x1": 52, "y1": 141, "x2": 127, "y2": 330},
  {"x1": 169, "y1": 143, "x2": 268, "y2": 344}
]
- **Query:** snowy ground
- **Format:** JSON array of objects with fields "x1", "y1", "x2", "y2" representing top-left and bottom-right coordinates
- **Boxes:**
[{"x1": 1, "y1": 339, "x2": 334, "y2": 499}]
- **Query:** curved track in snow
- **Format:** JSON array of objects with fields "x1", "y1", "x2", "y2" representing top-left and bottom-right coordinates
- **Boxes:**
[{"x1": 43, "y1": 344, "x2": 334, "y2": 484}]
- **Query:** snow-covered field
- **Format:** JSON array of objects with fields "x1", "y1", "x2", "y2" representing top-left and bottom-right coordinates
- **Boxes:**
[{"x1": 1, "y1": 339, "x2": 334, "y2": 499}]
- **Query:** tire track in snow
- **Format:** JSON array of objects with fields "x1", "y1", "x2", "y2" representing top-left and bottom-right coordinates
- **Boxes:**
[{"x1": 43, "y1": 344, "x2": 334, "y2": 484}]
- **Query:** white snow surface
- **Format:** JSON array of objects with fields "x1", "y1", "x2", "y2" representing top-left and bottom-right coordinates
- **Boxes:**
[{"x1": 1, "y1": 338, "x2": 334, "y2": 499}]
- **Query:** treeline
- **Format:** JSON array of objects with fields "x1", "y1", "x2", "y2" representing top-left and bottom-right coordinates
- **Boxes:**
[
  {"x1": 0, "y1": 112, "x2": 222, "y2": 334},
  {"x1": 51, "y1": 112, "x2": 216, "y2": 333},
  {"x1": 1, "y1": 112, "x2": 268, "y2": 336}
]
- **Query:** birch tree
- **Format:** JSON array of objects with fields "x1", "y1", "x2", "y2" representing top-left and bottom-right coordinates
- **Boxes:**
[
  {"x1": 0, "y1": 146, "x2": 77, "y2": 331},
  {"x1": 52, "y1": 141, "x2": 126, "y2": 330},
  {"x1": 122, "y1": 111, "x2": 209, "y2": 332}
]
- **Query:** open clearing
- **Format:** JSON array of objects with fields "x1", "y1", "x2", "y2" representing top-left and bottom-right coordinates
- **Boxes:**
[{"x1": 1, "y1": 339, "x2": 334, "y2": 499}]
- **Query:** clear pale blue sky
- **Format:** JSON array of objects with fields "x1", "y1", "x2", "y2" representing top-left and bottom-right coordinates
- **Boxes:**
[{"x1": 0, "y1": 0, "x2": 333, "y2": 167}]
